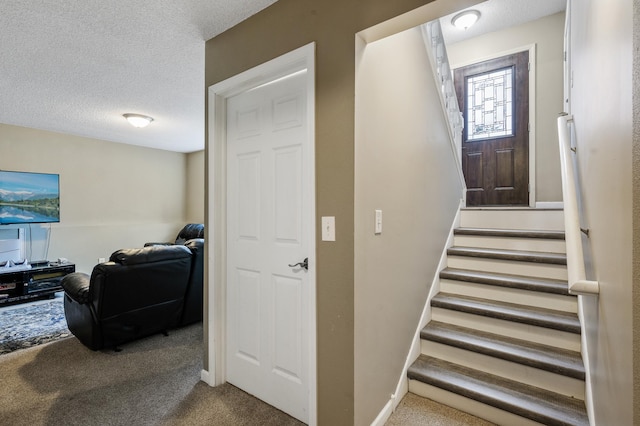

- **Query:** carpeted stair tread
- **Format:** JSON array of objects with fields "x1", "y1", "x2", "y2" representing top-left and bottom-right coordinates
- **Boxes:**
[
  {"x1": 432, "y1": 293, "x2": 581, "y2": 334},
  {"x1": 440, "y1": 268, "x2": 570, "y2": 295},
  {"x1": 447, "y1": 246, "x2": 567, "y2": 265},
  {"x1": 421, "y1": 321, "x2": 585, "y2": 379},
  {"x1": 408, "y1": 355, "x2": 589, "y2": 426},
  {"x1": 455, "y1": 227, "x2": 566, "y2": 240}
]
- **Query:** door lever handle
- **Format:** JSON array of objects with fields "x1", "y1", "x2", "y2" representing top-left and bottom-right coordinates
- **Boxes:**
[{"x1": 288, "y1": 257, "x2": 308, "y2": 271}]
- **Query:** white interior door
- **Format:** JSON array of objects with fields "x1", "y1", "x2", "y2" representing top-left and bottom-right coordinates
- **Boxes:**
[{"x1": 226, "y1": 69, "x2": 311, "y2": 423}]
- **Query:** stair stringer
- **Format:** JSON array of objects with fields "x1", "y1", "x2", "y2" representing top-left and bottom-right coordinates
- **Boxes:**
[
  {"x1": 577, "y1": 294, "x2": 596, "y2": 425},
  {"x1": 370, "y1": 201, "x2": 463, "y2": 426}
]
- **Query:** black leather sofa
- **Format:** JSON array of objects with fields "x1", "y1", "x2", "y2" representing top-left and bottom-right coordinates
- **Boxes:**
[{"x1": 61, "y1": 239, "x2": 204, "y2": 351}]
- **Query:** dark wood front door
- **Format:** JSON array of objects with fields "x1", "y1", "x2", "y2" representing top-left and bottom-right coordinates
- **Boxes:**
[{"x1": 454, "y1": 51, "x2": 529, "y2": 206}]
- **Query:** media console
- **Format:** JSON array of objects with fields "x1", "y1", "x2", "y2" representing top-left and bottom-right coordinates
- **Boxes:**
[{"x1": 0, "y1": 262, "x2": 75, "y2": 305}]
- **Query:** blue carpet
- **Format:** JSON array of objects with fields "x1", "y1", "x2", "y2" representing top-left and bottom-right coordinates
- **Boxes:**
[{"x1": 0, "y1": 296, "x2": 70, "y2": 355}]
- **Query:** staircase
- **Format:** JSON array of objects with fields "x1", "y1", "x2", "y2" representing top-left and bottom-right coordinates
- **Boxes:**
[{"x1": 407, "y1": 208, "x2": 590, "y2": 426}]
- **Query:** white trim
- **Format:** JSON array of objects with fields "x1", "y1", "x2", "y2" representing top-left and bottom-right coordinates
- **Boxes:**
[
  {"x1": 205, "y1": 42, "x2": 317, "y2": 426},
  {"x1": 535, "y1": 201, "x2": 564, "y2": 209},
  {"x1": 528, "y1": 44, "x2": 537, "y2": 208},
  {"x1": 452, "y1": 44, "x2": 537, "y2": 207},
  {"x1": 200, "y1": 368, "x2": 213, "y2": 385},
  {"x1": 578, "y1": 295, "x2": 596, "y2": 426},
  {"x1": 370, "y1": 398, "x2": 396, "y2": 426}
]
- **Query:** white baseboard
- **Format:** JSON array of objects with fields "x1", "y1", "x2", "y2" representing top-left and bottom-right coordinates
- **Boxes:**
[
  {"x1": 535, "y1": 201, "x2": 564, "y2": 209},
  {"x1": 577, "y1": 297, "x2": 597, "y2": 426},
  {"x1": 370, "y1": 397, "x2": 397, "y2": 426},
  {"x1": 200, "y1": 369, "x2": 214, "y2": 386}
]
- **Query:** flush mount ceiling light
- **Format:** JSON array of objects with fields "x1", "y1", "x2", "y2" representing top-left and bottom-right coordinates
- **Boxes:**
[
  {"x1": 123, "y1": 113, "x2": 154, "y2": 128},
  {"x1": 451, "y1": 10, "x2": 481, "y2": 30}
]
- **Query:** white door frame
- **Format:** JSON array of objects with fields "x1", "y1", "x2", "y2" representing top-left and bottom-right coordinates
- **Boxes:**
[{"x1": 203, "y1": 42, "x2": 317, "y2": 425}]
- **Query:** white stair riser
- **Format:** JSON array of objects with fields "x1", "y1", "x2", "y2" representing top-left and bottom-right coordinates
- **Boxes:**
[
  {"x1": 420, "y1": 341, "x2": 585, "y2": 399},
  {"x1": 439, "y1": 279, "x2": 577, "y2": 313},
  {"x1": 453, "y1": 235, "x2": 566, "y2": 254},
  {"x1": 447, "y1": 256, "x2": 568, "y2": 281},
  {"x1": 409, "y1": 380, "x2": 544, "y2": 426},
  {"x1": 460, "y1": 209, "x2": 564, "y2": 231},
  {"x1": 432, "y1": 307, "x2": 581, "y2": 351}
]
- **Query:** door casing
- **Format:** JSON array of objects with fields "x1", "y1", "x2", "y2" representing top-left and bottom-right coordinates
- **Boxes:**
[{"x1": 204, "y1": 42, "x2": 317, "y2": 425}]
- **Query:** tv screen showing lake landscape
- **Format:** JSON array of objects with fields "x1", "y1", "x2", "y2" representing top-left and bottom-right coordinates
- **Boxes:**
[{"x1": 0, "y1": 171, "x2": 60, "y2": 225}]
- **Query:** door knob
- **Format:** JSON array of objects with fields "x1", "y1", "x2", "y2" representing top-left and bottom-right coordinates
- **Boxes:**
[{"x1": 288, "y1": 257, "x2": 308, "y2": 271}]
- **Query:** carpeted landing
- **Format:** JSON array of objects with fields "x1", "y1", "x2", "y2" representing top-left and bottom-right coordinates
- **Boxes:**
[{"x1": 386, "y1": 392, "x2": 494, "y2": 426}]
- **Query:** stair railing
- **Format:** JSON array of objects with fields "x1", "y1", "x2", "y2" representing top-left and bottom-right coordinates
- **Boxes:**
[
  {"x1": 421, "y1": 20, "x2": 467, "y2": 193},
  {"x1": 557, "y1": 114, "x2": 599, "y2": 295}
]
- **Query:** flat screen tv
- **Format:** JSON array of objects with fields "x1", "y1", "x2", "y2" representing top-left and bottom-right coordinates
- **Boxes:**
[{"x1": 0, "y1": 170, "x2": 60, "y2": 225}]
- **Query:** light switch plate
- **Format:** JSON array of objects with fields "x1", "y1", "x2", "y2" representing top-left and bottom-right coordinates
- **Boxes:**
[
  {"x1": 322, "y1": 216, "x2": 335, "y2": 241},
  {"x1": 375, "y1": 210, "x2": 382, "y2": 234}
]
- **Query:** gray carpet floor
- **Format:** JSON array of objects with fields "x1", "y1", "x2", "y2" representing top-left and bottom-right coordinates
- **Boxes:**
[
  {"x1": 0, "y1": 313, "x2": 492, "y2": 425},
  {"x1": 0, "y1": 323, "x2": 301, "y2": 426}
]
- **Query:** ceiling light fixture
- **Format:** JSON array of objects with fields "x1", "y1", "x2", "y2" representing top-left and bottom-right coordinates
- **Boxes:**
[
  {"x1": 123, "y1": 113, "x2": 154, "y2": 128},
  {"x1": 451, "y1": 10, "x2": 481, "y2": 30}
]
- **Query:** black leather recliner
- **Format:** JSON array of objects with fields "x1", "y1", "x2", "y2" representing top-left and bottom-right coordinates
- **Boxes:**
[
  {"x1": 180, "y1": 238, "x2": 204, "y2": 326},
  {"x1": 61, "y1": 240, "x2": 203, "y2": 351},
  {"x1": 144, "y1": 223, "x2": 204, "y2": 247}
]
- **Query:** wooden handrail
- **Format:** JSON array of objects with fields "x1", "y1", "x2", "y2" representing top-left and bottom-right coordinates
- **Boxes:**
[{"x1": 557, "y1": 114, "x2": 599, "y2": 295}]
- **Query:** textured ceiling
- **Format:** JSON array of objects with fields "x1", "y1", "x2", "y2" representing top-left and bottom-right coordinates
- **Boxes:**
[
  {"x1": 0, "y1": 0, "x2": 565, "y2": 154},
  {"x1": 0, "y1": 0, "x2": 277, "y2": 153},
  {"x1": 441, "y1": 0, "x2": 567, "y2": 45}
]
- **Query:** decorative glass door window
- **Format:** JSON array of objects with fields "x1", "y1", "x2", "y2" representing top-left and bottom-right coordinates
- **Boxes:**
[{"x1": 466, "y1": 66, "x2": 514, "y2": 141}]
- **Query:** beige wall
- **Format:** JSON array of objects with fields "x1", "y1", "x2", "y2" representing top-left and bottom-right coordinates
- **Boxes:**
[
  {"x1": 568, "y1": 0, "x2": 634, "y2": 424},
  {"x1": 634, "y1": 1, "x2": 640, "y2": 422},
  {"x1": 354, "y1": 26, "x2": 463, "y2": 424},
  {"x1": 204, "y1": 0, "x2": 481, "y2": 422},
  {"x1": 186, "y1": 150, "x2": 204, "y2": 223},
  {"x1": 447, "y1": 12, "x2": 565, "y2": 203},
  {"x1": 0, "y1": 123, "x2": 189, "y2": 273}
]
